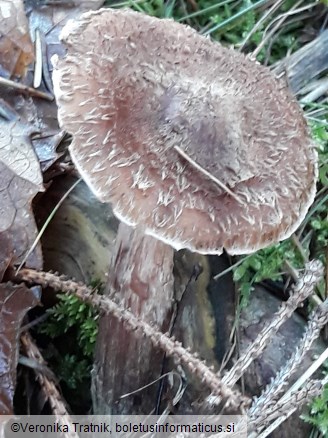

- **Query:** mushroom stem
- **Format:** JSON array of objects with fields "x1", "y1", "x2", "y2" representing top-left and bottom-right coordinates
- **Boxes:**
[{"x1": 92, "y1": 223, "x2": 175, "y2": 414}]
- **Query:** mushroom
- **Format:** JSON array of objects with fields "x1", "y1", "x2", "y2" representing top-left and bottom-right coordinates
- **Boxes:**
[
  {"x1": 52, "y1": 8, "x2": 317, "y2": 256},
  {"x1": 52, "y1": 8, "x2": 318, "y2": 413}
]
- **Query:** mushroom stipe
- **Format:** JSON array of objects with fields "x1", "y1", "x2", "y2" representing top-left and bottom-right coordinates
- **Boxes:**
[{"x1": 52, "y1": 8, "x2": 318, "y2": 255}]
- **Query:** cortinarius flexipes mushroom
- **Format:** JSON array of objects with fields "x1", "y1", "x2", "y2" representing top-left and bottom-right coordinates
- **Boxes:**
[
  {"x1": 52, "y1": 8, "x2": 318, "y2": 413},
  {"x1": 52, "y1": 8, "x2": 317, "y2": 256}
]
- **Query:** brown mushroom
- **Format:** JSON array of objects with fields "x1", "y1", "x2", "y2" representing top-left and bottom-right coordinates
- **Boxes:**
[
  {"x1": 52, "y1": 8, "x2": 318, "y2": 413},
  {"x1": 52, "y1": 8, "x2": 317, "y2": 256}
]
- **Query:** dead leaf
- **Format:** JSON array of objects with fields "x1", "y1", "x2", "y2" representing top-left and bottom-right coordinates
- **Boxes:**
[
  {"x1": 32, "y1": 130, "x2": 66, "y2": 172},
  {"x1": 0, "y1": 117, "x2": 43, "y2": 188},
  {"x1": 0, "y1": 283, "x2": 40, "y2": 414},
  {"x1": 0, "y1": 115, "x2": 43, "y2": 268},
  {"x1": 0, "y1": 0, "x2": 34, "y2": 78},
  {"x1": 0, "y1": 95, "x2": 62, "y2": 173},
  {"x1": 0, "y1": 234, "x2": 12, "y2": 282}
]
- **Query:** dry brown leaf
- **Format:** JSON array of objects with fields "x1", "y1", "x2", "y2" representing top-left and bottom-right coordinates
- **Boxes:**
[
  {"x1": 0, "y1": 283, "x2": 40, "y2": 414},
  {"x1": 0, "y1": 118, "x2": 43, "y2": 187},
  {"x1": 0, "y1": 95, "x2": 62, "y2": 172},
  {"x1": 0, "y1": 115, "x2": 43, "y2": 269},
  {"x1": 0, "y1": 0, "x2": 34, "y2": 78}
]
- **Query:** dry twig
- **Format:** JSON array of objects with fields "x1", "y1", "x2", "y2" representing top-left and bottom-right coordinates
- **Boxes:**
[
  {"x1": 0, "y1": 76, "x2": 53, "y2": 101},
  {"x1": 20, "y1": 332, "x2": 79, "y2": 438}
]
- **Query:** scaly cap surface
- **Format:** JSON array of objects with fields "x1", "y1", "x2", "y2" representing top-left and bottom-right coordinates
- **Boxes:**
[{"x1": 52, "y1": 8, "x2": 318, "y2": 255}]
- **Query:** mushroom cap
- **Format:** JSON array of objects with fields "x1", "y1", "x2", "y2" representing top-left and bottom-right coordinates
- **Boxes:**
[{"x1": 52, "y1": 8, "x2": 317, "y2": 255}]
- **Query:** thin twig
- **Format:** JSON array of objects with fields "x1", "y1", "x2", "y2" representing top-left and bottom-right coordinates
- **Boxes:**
[
  {"x1": 177, "y1": 0, "x2": 234, "y2": 22},
  {"x1": 251, "y1": 0, "x2": 305, "y2": 59},
  {"x1": 213, "y1": 254, "x2": 253, "y2": 281},
  {"x1": 20, "y1": 332, "x2": 79, "y2": 438},
  {"x1": 203, "y1": 0, "x2": 269, "y2": 35},
  {"x1": 0, "y1": 76, "x2": 53, "y2": 101},
  {"x1": 34, "y1": 29, "x2": 43, "y2": 89},
  {"x1": 174, "y1": 145, "x2": 245, "y2": 205},
  {"x1": 17, "y1": 178, "x2": 82, "y2": 273},
  {"x1": 238, "y1": 0, "x2": 284, "y2": 52}
]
